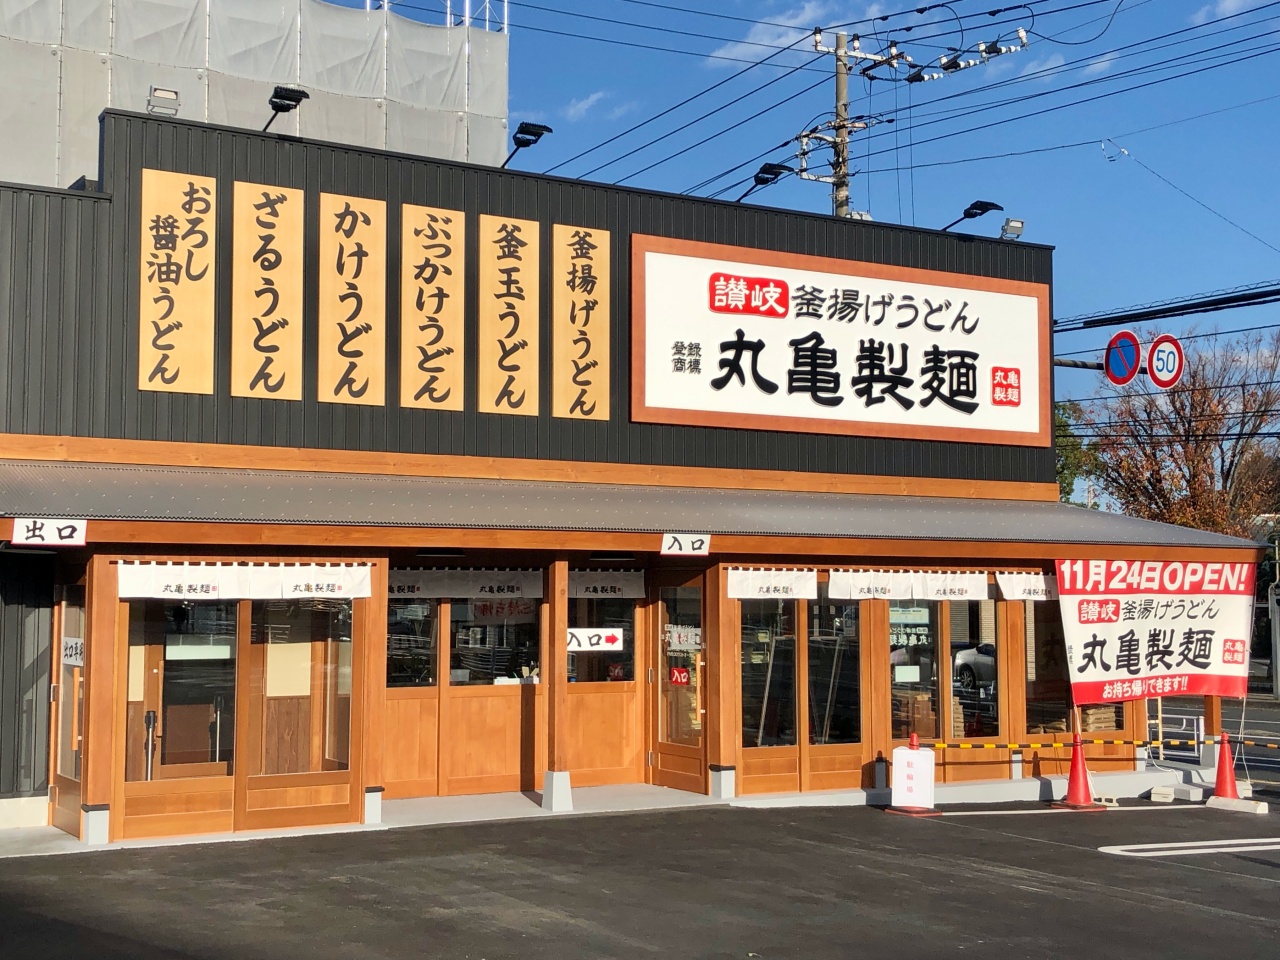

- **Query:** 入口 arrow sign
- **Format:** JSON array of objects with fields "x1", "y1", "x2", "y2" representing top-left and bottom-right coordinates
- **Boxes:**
[{"x1": 566, "y1": 628, "x2": 625, "y2": 650}]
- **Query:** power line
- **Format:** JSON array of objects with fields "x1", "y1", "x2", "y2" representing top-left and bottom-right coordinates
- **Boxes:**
[
  {"x1": 1055, "y1": 322, "x2": 1280, "y2": 359},
  {"x1": 1057, "y1": 376, "x2": 1280, "y2": 406},
  {"x1": 1054, "y1": 285, "x2": 1280, "y2": 333}
]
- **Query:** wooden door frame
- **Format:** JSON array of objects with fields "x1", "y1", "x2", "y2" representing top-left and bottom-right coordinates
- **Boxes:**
[
  {"x1": 47, "y1": 583, "x2": 86, "y2": 836},
  {"x1": 646, "y1": 569, "x2": 709, "y2": 793}
]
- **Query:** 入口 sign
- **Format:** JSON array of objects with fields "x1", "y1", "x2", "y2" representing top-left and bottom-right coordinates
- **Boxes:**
[
  {"x1": 566, "y1": 627, "x2": 626, "y2": 651},
  {"x1": 633, "y1": 236, "x2": 1049, "y2": 446},
  {"x1": 1055, "y1": 559, "x2": 1255, "y2": 703}
]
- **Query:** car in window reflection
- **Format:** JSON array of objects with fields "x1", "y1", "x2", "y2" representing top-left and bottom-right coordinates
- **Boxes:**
[{"x1": 953, "y1": 642, "x2": 996, "y2": 691}]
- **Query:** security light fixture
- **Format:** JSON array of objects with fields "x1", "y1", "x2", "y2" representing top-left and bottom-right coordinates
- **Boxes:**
[
  {"x1": 737, "y1": 162, "x2": 794, "y2": 202},
  {"x1": 263, "y1": 86, "x2": 310, "y2": 132},
  {"x1": 146, "y1": 86, "x2": 181, "y2": 117},
  {"x1": 999, "y1": 217, "x2": 1025, "y2": 240},
  {"x1": 502, "y1": 121, "x2": 553, "y2": 168},
  {"x1": 941, "y1": 199, "x2": 1004, "y2": 232}
]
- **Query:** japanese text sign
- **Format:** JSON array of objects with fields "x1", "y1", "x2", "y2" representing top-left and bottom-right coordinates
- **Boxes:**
[
  {"x1": 553, "y1": 224, "x2": 611, "y2": 420},
  {"x1": 1055, "y1": 559, "x2": 1255, "y2": 703},
  {"x1": 231, "y1": 182, "x2": 304, "y2": 399},
  {"x1": 10, "y1": 517, "x2": 87, "y2": 547},
  {"x1": 891, "y1": 744, "x2": 936, "y2": 811},
  {"x1": 633, "y1": 236, "x2": 1049, "y2": 446},
  {"x1": 566, "y1": 627, "x2": 626, "y2": 651},
  {"x1": 660, "y1": 533, "x2": 711, "y2": 556},
  {"x1": 318, "y1": 193, "x2": 386, "y2": 406},
  {"x1": 138, "y1": 168, "x2": 217, "y2": 395},
  {"x1": 479, "y1": 215, "x2": 540, "y2": 416},
  {"x1": 401, "y1": 204, "x2": 465, "y2": 410}
]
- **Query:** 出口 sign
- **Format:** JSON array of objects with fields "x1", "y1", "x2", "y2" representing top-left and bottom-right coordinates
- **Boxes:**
[
  {"x1": 1056, "y1": 559, "x2": 1255, "y2": 703},
  {"x1": 633, "y1": 236, "x2": 1049, "y2": 446}
]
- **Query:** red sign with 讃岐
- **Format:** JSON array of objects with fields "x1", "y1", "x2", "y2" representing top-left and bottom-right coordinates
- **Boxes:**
[{"x1": 1055, "y1": 559, "x2": 1255, "y2": 704}]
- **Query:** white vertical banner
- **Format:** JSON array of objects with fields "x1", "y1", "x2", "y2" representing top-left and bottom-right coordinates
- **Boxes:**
[{"x1": 726, "y1": 568, "x2": 818, "y2": 600}]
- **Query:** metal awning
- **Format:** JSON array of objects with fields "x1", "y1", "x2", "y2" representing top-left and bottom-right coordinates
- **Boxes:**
[{"x1": 0, "y1": 459, "x2": 1259, "y2": 549}]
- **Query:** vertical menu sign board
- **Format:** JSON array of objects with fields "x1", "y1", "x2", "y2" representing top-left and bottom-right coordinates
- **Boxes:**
[
  {"x1": 552, "y1": 225, "x2": 611, "y2": 420},
  {"x1": 478, "y1": 215, "x2": 540, "y2": 415},
  {"x1": 138, "y1": 169, "x2": 217, "y2": 394},
  {"x1": 318, "y1": 193, "x2": 387, "y2": 406},
  {"x1": 231, "y1": 183, "x2": 304, "y2": 399},
  {"x1": 401, "y1": 205, "x2": 466, "y2": 410}
]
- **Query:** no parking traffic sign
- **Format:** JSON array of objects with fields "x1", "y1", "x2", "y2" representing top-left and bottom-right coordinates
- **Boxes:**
[
  {"x1": 1147, "y1": 333, "x2": 1185, "y2": 389},
  {"x1": 1104, "y1": 330, "x2": 1142, "y2": 386}
]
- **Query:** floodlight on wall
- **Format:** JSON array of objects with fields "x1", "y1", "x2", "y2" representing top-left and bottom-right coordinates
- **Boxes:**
[
  {"x1": 263, "y1": 86, "x2": 310, "y2": 132},
  {"x1": 941, "y1": 199, "x2": 1004, "y2": 232},
  {"x1": 146, "y1": 86, "x2": 181, "y2": 117},
  {"x1": 502, "y1": 122, "x2": 553, "y2": 168},
  {"x1": 999, "y1": 217, "x2": 1025, "y2": 240}
]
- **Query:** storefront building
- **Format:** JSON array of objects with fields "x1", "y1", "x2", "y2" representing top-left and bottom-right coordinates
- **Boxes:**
[{"x1": 0, "y1": 110, "x2": 1260, "y2": 842}]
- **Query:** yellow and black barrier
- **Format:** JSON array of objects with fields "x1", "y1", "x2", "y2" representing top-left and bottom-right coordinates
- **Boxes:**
[{"x1": 920, "y1": 737, "x2": 1224, "y2": 751}]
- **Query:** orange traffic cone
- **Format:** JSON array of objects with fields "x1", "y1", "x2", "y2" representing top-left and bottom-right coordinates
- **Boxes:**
[
  {"x1": 1054, "y1": 732, "x2": 1106, "y2": 810},
  {"x1": 1213, "y1": 732, "x2": 1239, "y2": 801}
]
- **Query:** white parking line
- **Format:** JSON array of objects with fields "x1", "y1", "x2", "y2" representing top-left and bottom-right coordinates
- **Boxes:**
[
  {"x1": 943, "y1": 806, "x2": 1207, "y2": 818},
  {"x1": 1100, "y1": 837, "x2": 1280, "y2": 857}
]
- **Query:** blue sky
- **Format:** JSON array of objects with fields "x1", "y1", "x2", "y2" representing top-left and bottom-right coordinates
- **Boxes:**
[{"x1": 349, "y1": 0, "x2": 1280, "y2": 404}]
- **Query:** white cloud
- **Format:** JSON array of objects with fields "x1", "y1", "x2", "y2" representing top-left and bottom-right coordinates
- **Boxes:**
[
  {"x1": 607, "y1": 101, "x2": 639, "y2": 121},
  {"x1": 563, "y1": 91, "x2": 607, "y2": 122},
  {"x1": 1019, "y1": 53, "x2": 1066, "y2": 81},
  {"x1": 705, "y1": 1, "x2": 838, "y2": 68},
  {"x1": 1083, "y1": 52, "x2": 1118, "y2": 76},
  {"x1": 1193, "y1": 0, "x2": 1270, "y2": 24}
]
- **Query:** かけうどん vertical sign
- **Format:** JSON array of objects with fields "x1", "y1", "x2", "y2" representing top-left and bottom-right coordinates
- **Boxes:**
[
  {"x1": 632, "y1": 235, "x2": 1050, "y2": 446},
  {"x1": 1055, "y1": 559, "x2": 1256, "y2": 703}
]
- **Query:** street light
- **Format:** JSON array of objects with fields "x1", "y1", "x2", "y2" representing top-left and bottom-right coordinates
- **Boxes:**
[
  {"x1": 999, "y1": 217, "x2": 1025, "y2": 240},
  {"x1": 941, "y1": 199, "x2": 1004, "y2": 232},
  {"x1": 502, "y1": 121, "x2": 553, "y2": 168},
  {"x1": 737, "y1": 162, "x2": 794, "y2": 202},
  {"x1": 263, "y1": 86, "x2": 309, "y2": 132}
]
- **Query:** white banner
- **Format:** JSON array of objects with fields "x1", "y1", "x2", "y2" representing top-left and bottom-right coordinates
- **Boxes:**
[
  {"x1": 918, "y1": 571, "x2": 988, "y2": 602},
  {"x1": 726, "y1": 568, "x2": 818, "y2": 600},
  {"x1": 829, "y1": 570, "x2": 987, "y2": 601},
  {"x1": 389, "y1": 568, "x2": 545, "y2": 599},
  {"x1": 569, "y1": 570, "x2": 645, "y2": 599},
  {"x1": 1055, "y1": 559, "x2": 1255, "y2": 704},
  {"x1": 117, "y1": 562, "x2": 372, "y2": 600},
  {"x1": 635, "y1": 238, "x2": 1046, "y2": 445},
  {"x1": 997, "y1": 571, "x2": 1051, "y2": 602}
]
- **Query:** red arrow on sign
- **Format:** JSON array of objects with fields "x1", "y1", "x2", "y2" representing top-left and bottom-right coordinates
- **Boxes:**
[{"x1": 603, "y1": 633, "x2": 621, "y2": 646}]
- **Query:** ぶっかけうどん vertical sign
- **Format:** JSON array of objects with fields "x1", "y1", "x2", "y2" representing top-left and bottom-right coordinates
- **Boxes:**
[{"x1": 631, "y1": 236, "x2": 1050, "y2": 446}]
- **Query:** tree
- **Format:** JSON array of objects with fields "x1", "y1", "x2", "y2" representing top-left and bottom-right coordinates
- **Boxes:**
[
  {"x1": 1078, "y1": 327, "x2": 1280, "y2": 538},
  {"x1": 1054, "y1": 401, "x2": 1093, "y2": 503}
]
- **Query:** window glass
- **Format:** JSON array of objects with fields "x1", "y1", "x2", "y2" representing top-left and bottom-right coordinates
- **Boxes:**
[
  {"x1": 660, "y1": 587, "x2": 703, "y2": 747},
  {"x1": 125, "y1": 600, "x2": 237, "y2": 781},
  {"x1": 251, "y1": 599, "x2": 352, "y2": 775},
  {"x1": 741, "y1": 599, "x2": 797, "y2": 747},
  {"x1": 1026, "y1": 599, "x2": 1123, "y2": 732},
  {"x1": 387, "y1": 599, "x2": 437, "y2": 687},
  {"x1": 568, "y1": 597, "x2": 635, "y2": 681},
  {"x1": 950, "y1": 599, "x2": 999, "y2": 738},
  {"x1": 56, "y1": 585, "x2": 86, "y2": 781},
  {"x1": 807, "y1": 585, "x2": 861, "y2": 745},
  {"x1": 449, "y1": 597, "x2": 541, "y2": 685},
  {"x1": 890, "y1": 600, "x2": 941, "y2": 740}
]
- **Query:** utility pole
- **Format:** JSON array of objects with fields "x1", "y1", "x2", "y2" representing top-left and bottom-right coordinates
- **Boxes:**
[{"x1": 832, "y1": 33, "x2": 849, "y2": 219}]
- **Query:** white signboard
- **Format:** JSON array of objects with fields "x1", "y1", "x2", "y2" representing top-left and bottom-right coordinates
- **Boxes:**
[
  {"x1": 661, "y1": 533, "x2": 711, "y2": 556},
  {"x1": 11, "y1": 517, "x2": 87, "y2": 546},
  {"x1": 61, "y1": 635, "x2": 85, "y2": 668},
  {"x1": 664, "y1": 623, "x2": 702, "y2": 651},
  {"x1": 1056, "y1": 559, "x2": 1255, "y2": 704},
  {"x1": 566, "y1": 627, "x2": 627, "y2": 651},
  {"x1": 633, "y1": 236, "x2": 1049, "y2": 446},
  {"x1": 891, "y1": 745, "x2": 936, "y2": 811}
]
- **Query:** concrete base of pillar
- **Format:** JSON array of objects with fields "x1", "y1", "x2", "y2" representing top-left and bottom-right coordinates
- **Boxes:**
[
  {"x1": 709, "y1": 767, "x2": 736, "y2": 800},
  {"x1": 82, "y1": 807, "x2": 110, "y2": 845},
  {"x1": 541, "y1": 770, "x2": 573, "y2": 812},
  {"x1": 363, "y1": 788, "x2": 383, "y2": 825}
]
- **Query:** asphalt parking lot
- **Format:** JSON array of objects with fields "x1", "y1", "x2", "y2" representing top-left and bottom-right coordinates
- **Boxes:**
[{"x1": 1, "y1": 805, "x2": 1277, "y2": 960}]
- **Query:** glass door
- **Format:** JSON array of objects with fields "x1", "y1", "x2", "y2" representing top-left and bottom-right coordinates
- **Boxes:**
[
  {"x1": 49, "y1": 585, "x2": 86, "y2": 836},
  {"x1": 651, "y1": 582, "x2": 706, "y2": 793}
]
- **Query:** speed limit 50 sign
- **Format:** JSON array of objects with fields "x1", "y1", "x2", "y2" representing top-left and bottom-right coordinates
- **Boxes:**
[{"x1": 1147, "y1": 333, "x2": 1185, "y2": 389}]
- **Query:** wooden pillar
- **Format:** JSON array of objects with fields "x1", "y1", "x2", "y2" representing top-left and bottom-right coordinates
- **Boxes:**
[
  {"x1": 705, "y1": 563, "x2": 741, "y2": 798},
  {"x1": 81, "y1": 556, "x2": 118, "y2": 844},
  {"x1": 863, "y1": 599, "x2": 892, "y2": 789},
  {"x1": 360, "y1": 558, "x2": 389, "y2": 824},
  {"x1": 542, "y1": 557, "x2": 572, "y2": 809}
]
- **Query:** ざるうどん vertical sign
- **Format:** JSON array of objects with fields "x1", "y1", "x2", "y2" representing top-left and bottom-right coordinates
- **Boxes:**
[
  {"x1": 632, "y1": 236, "x2": 1050, "y2": 446},
  {"x1": 139, "y1": 169, "x2": 217, "y2": 394},
  {"x1": 1055, "y1": 559, "x2": 1255, "y2": 703}
]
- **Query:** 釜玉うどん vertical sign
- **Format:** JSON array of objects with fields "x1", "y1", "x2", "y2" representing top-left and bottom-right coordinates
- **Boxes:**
[
  {"x1": 231, "y1": 183, "x2": 304, "y2": 399},
  {"x1": 552, "y1": 224, "x2": 611, "y2": 420},
  {"x1": 318, "y1": 193, "x2": 386, "y2": 406},
  {"x1": 401, "y1": 205, "x2": 465, "y2": 410},
  {"x1": 1056, "y1": 559, "x2": 1256, "y2": 703},
  {"x1": 478, "y1": 215, "x2": 540, "y2": 416},
  {"x1": 632, "y1": 235, "x2": 1050, "y2": 445},
  {"x1": 138, "y1": 169, "x2": 217, "y2": 394}
]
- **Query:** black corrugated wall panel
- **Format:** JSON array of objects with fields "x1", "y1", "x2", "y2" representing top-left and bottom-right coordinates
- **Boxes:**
[
  {"x1": 2, "y1": 111, "x2": 1056, "y2": 484},
  {"x1": 0, "y1": 555, "x2": 54, "y2": 799}
]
